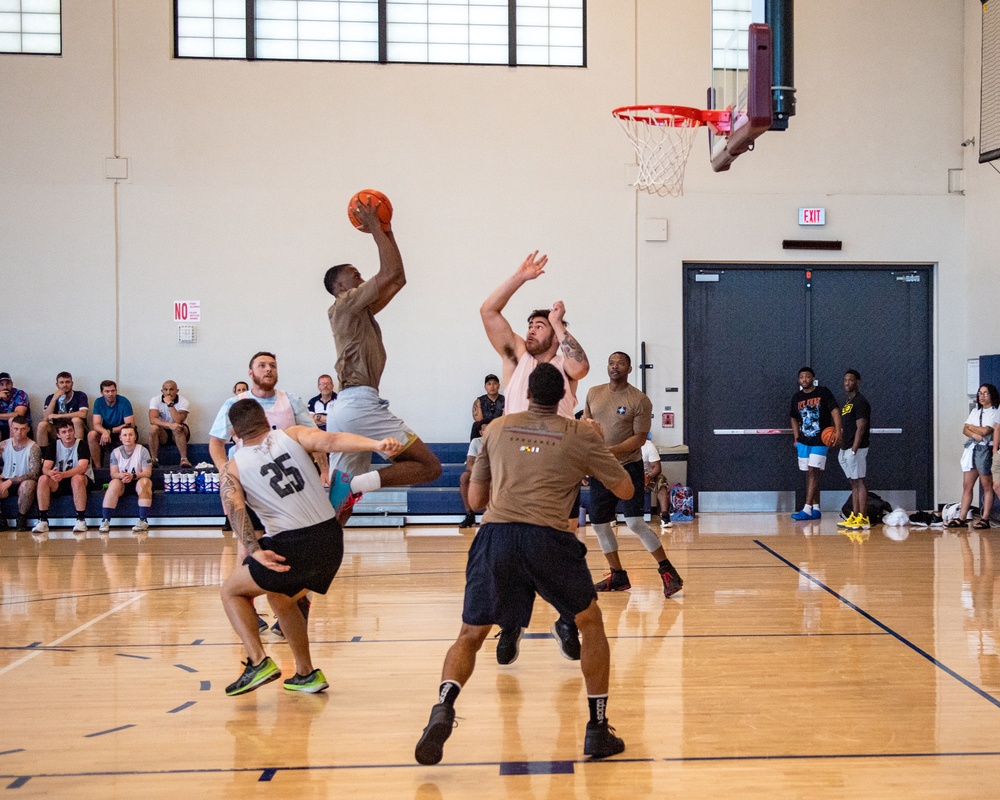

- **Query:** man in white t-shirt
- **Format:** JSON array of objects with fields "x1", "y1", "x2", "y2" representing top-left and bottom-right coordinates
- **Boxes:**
[
  {"x1": 99, "y1": 424, "x2": 153, "y2": 534},
  {"x1": 0, "y1": 416, "x2": 41, "y2": 531},
  {"x1": 148, "y1": 380, "x2": 191, "y2": 468},
  {"x1": 640, "y1": 434, "x2": 671, "y2": 529},
  {"x1": 458, "y1": 420, "x2": 491, "y2": 529}
]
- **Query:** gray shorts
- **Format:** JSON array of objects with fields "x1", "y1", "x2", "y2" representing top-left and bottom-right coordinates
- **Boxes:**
[
  {"x1": 838, "y1": 447, "x2": 868, "y2": 480},
  {"x1": 324, "y1": 385, "x2": 418, "y2": 476},
  {"x1": 973, "y1": 444, "x2": 993, "y2": 477}
]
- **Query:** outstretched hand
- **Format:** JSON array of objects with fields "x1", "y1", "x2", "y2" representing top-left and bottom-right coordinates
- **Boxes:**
[
  {"x1": 353, "y1": 197, "x2": 386, "y2": 235},
  {"x1": 376, "y1": 437, "x2": 404, "y2": 458},
  {"x1": 516, "y1": 251, "x2": 548, "y2": 282},
  {"x1": 253, "y1": 549, "x2": 290, "y2": 573}
]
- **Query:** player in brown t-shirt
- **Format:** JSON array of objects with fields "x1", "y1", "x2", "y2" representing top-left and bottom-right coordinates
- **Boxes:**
[
  {"x1": 584, "y1": 352, "x2": 683, "y2": 597},
  {"x1": 322, "y1": 198, "x2": 441, "y2": 521},
  {"x1": 415, "y1": 363, "x2": 632, "y2": 765}
]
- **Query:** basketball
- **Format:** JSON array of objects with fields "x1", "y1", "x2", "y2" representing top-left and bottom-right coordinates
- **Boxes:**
[
  {"x1": 821, "y1": 427, "x2": 837, "y2": 447},
  {"x1": 348, "y1": 189, "x2": 393, "y2": 232}
]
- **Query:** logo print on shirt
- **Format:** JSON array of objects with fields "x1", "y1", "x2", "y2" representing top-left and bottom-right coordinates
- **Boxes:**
[
  {"x1": 617, "y1": 406, "x2": 626, "y2": 415},
  {"x1": 519, "y1": 446, "x2": 540, "y2": 453}
]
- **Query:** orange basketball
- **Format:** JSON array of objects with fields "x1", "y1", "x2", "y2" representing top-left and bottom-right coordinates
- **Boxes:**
[
  {"x1": 821, "y1": 427, "x2": 837, "y2": 447},
  {"x1": 348, "y1": 189, "x2": 393, "y2": 232}
]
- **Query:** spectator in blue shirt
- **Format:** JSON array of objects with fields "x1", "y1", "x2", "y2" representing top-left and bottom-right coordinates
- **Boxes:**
[{"x1": 87, "y1": 380, "x2": 136, "y2": 468}]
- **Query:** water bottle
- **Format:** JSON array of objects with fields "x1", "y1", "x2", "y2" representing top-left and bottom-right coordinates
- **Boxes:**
[
  {"x1": 196, "y1": 472, "x2": 205, "y2": 493},
  {"x1": 578, "y1": 504, "x2": 587, "y2": 527},
  {"x1": 165, "y1": 472, "x2": 174, "y2": 494},
  {"x1": 182, "y1": 473, "x2": 193, "y2": 494}
]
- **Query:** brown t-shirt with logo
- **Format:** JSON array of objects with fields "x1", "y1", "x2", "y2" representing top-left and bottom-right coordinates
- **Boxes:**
[
  {"x1": 584, "y1": 383, "x2": 653, "y2": 465},
  {"x1": 328, "y1": 279, "x2": 387, "y2": 390},
  {"x1": 471, "y1": 410, "x2": 629, "y2": 531}
]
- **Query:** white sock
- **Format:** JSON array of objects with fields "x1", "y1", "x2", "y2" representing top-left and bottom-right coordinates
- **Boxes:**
[
  {"x1": 803, "y1": 504, "x2": 813, "y2": 513},
  {"x1": 350, "y1": 471, "x2": 381, "y2": 494}
]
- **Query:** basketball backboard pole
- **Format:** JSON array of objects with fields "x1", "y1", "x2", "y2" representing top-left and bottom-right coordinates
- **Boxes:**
[{"x1": 767, "y1": 0, "x2": 795, "y2": 130}]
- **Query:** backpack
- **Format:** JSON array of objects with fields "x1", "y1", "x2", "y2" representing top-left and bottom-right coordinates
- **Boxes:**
[
  {"x1": 840, "y1": 491, "x2": 893, "y2": 525},
  {"x1": 670, "y1": 484, "x2": 694, "y2": 521}
]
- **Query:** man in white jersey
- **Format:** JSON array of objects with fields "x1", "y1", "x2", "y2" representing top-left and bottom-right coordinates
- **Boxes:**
[
  {"x1": 99, "y1": 424, "x2": 153, "y2": 534},
  {"x1": 0, "y1": 416, "x2": 40, "y2": 531},
  {"x1": 33, "y1": 418, "x2": 93, "y2": 534},
  {"x1": 480, "y1": 250, "x2": 591, "y2": 662},
  {"x1": 209, "y1": 351, "x2": 320, "y2": 635},
  {"x1": 219, "y1": 399, "x2": 401, "y2": 696},
  {"x1": 323, "y1": 199, "x2": 441, "y2": 520}
]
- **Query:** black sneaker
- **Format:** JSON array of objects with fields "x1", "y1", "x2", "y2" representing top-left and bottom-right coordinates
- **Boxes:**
[
  {"x1": 594, "y1": 569, "x2": 631, "y2": 592},
  {"x1": 659, "y1": 568, "x2": 684, "y2": 598},
  {"x1": 225, "y1": 656, "x2": 281, "y2": 696},
  {"x1": 584, "y1": 720, "x2": 625, "y2": 759},
  {"x1": 551, "y1": 618, "x2": 581, "y2": 660},
  {"x1": 16, "y1": 515, "x2": 29, "y2": 532},
  {"x1": 458, "y1": 512, "x2": 477, "y2": 529},
  {"x1": 257, "y1": 615, "x2": 268, "y2": 633},
  {"x1": 415, "y1": 702, "x2": 456, "y2": 765},
  {"x1": 495, "y1": 627, "x2": 523, "y2": 665}
]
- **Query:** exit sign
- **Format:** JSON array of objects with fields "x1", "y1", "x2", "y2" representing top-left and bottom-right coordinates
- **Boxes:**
[{"x1": 798, "y1": 207, "x2": 826, "y2": 226}]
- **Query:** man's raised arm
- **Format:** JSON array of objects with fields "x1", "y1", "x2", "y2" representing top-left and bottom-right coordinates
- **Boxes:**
[
  {"x1": 355, "y1": 199, "x2": 405, "y2": 314},
  {"x1": 480, "y1": 251, "x2": 548, "y2": 361}
]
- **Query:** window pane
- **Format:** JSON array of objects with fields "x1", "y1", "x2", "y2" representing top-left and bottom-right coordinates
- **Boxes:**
[
  {"x1": 0, "y1": 0, "x2": 21, "y2": 11},
  {"x1": 516, "y1": 44, "x2": 547, "y2": 64},
  {"x1": 215, "y1": 37, "x2": 248, "y2": 57},
  {"x1": 341, "y1": 1, "x2": 378, "y2": 22},
  {"x1": 340, "y1": 19, "x2": 377, "y2": 41},
  {"x1": 549, "y1": 26, "x2": 579, "y2": 47},
  {"x1": 22, "y1": 0, "x2": 59, "y2": 11},
  {"x1": 387, "y1": 41, "x2": 427, "y2": 61},
  {"x1": 469, "y1": 23, "x2": 505, "y2": 44},
  {"x1": 257, "y1": 0, "x2": 298, "y2": 20},
  {"x1": 428, "y1": 42, "x2": 468, "y2": 61},
  {"x1": 299, "y1": 20, "x2": 339, "y2": 39},
  {"x1": 469, "y1": 5, "x2": 506, "y2": 25},
  {"x1": 299, "y1": 1, "x2": 339, "y2": 21},
  {"x1": 429, "y1": 23, "x2": 469, "y2": 44},
  {"x1": 257, "y1": 19, "x2": 298, "y2": 39},
  {"x1": 340, "y1": 39, "x2": 377, "y2": 59},
  {"x1": 387, "y1": 4, "x2": 427, "y2": 23},
  {"x1": 177, "y1": 17, "x2": 215, "y2": 38},
  {"x1": 0, "y1": 11, "x2": 19, "y2": 33},
  {"x1": 298, "y1": 39, "x2": 339, "y2": 58},
  {"x1": 21, "y1": 31, "x2": 58, "y2": 52},
  {"x1": 469, "y1": 42, "x2": 505, "y2": 62},
  {"x1": 177, "y1": 37, "x2": 216, "y2": 57},
  {"x1": 177, "y1": 0, "x2": 214, "y2": 15},
  {"x1": 256, "y1": 38, "x2": 298, "y2": 58},
  {"x1": 428, "y1": 4, "x2": 467, "y2": 24}
]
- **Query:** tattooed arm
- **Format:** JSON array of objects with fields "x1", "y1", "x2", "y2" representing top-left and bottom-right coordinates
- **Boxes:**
[
  {"x1": 220, "y1": 461, "x2": 289, "y2": 571},
  {"x1": 549, "y1": 301, "x2": 589, "y2": 381}
]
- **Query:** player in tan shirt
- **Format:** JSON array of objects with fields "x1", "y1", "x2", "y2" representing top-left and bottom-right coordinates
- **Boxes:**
[
  {"x1": 584, "y1": 352, "x2": 683, "y2": 597},
  {"x1": 415, "y1": 363, "x2": 632, "y2": 766},
  {"x1": 322, "y1": 198, "x2": 441, "y2": 521}
]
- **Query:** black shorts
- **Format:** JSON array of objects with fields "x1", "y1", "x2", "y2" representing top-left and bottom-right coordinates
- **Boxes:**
[
  {"x1": 462, "y1": 522, "x2": 596, "y2": 630},
  {"x1": 50, "y1": 476, "x2": 93, "y2": 497},
  {"x1": 588, "y1": 460, "x2": 644, "y2": 524},
  {"x1": 245, "y1": 517, "x2": 344, "y2": 598}
]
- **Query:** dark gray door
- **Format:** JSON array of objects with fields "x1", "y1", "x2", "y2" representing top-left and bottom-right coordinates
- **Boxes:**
[{"x1": 683, "y1": 265, "x2": 933, "y2": 509}]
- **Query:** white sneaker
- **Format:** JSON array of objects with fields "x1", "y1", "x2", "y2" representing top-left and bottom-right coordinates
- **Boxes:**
[
  {"x1": 32, "y1": 521, "x2": 49, "y2": 533},
  {"x1": 132, "y1": 520, "x2": 149, "y2": 532},
  {"x1": 660, "y1": 517, "x2": 673, "y2": 528},
  {"x1": 99, "y1": 520, "x2": 111, "y2": 533},
  {"x1": 73, "y1": 520, "x2": 88, "y2": 533}
]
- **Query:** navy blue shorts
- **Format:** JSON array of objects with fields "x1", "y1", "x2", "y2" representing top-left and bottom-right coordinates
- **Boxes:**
[
  {"x1": 245, "y1": 517, "x2": 344, "y2": 598},
  {"x1": 462, "y1": 522, "x2": 597, "y2": 629},
  {"x1": 588, "y1": 460, "x2": 644, "y2": 524}
]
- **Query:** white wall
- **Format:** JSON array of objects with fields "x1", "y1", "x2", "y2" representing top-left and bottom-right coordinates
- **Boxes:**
[{"x1": 0, "y1": 0, "x2": 976, "y2": 503}]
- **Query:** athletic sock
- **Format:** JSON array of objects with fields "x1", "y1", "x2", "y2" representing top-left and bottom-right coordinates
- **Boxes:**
[
  {"x1": 76, "y1": 511, "x2": 86, "y2": 521},
  {"x1": 588, "y1": 694, "x2": 608, "y2": 725},
  {"x1": 102, "y1": 507, "x2": 114, "y2": 521},
  {"x1": 138, "y1": 507, "x2": 149, "y2": 521},
  {"x1": 803, "y1": 504, "x2": 813, "y2": 514},
  {"x1": 350, "y1": 470, "x2": 382, "y2": 495},
  {"x1": 438, "y1": 680, "x2": 462, "y2": 707},
  {"x1": 38, "y1": 511, "x2": 49, "y2": 522}
]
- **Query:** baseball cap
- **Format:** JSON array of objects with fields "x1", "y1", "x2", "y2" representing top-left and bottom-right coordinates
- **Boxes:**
[
  {"x1": 484, "y1": 374, "x2": 499, "y2": 383},
  {"x1": 0, "y1": 372, "x2": 11, "y2": 382}
]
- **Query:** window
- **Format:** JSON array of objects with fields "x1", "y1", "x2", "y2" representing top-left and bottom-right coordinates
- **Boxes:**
[
  {"x1": 0, "y1": 0, "x2": 61, "y2": 55},
  {"x1": 711, "y1": 0, "x2": 753, "y2": 70},
  {"x1": 175, "y1": 0, "x2": 585, "y2": 66}
]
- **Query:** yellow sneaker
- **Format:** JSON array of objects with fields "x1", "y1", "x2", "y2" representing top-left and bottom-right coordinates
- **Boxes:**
[
  {"x1": 838, "y1": 513, "x2": 856, "y2": 528},
  {"x1": 857, "y1": 515, "x2": 871, "y2": 529}
]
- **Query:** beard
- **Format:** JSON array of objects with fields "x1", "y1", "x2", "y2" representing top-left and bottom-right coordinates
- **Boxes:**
[{"x1": 525, "y1": 336, "x2": 552, "y2": 357}]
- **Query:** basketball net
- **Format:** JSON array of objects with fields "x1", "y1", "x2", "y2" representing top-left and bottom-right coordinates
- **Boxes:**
[{"x1": 613, "y1": 105, "x2": 706, "y2": 197}]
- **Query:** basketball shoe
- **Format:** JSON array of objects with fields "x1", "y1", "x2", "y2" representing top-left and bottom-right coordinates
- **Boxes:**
[
  {"x1": 552, "y1": 618, "x2": 581, "y2": 660},
  {"x1": 225, "y1": 656, "x2": 281, "y2": 696},
  {"x1": 659, "y1": 567, "x2": 683, "y2": 598},
  {"x1": 283, "y1": 668, "x2": 329, "y2": 693},
  {"x1": 594, "y1": 569, "x2": 631, "y2": 592},
  {"x1": 838, "y1": 513, "x2": 857, "y2": 528},
  {"x1": 415, "y1": 703, "x2": 456, "y2": 765},
  {"x1": 329, "y1": 469, "x2": 362, "y2": 517},
  {"x1": 31, "y1": 521, "x2": 49, "y2": 534},
  {"x1": 495, "y1": 627, "x2": 523, "y2": 665},
  {"x1": 584, "y1": 720, "x2": 625, "y2": 759}
]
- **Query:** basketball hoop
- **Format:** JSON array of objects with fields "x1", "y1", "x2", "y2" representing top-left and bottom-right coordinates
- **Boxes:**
[{"x1": 612, "y1": 105, "x2": 728, "y2": 197}]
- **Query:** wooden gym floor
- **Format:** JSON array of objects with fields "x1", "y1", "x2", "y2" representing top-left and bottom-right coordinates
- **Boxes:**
[{"x1": 1, "y1": 515, "x2": 999, "y2": 799}]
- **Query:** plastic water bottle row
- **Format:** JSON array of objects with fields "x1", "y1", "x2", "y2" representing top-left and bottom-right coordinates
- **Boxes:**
[{"x1": 164, "y1": 471, "x2": 220, "y2": 494}]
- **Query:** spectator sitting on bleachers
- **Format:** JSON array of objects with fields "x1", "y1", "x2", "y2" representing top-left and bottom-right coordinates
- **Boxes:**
[
  {"x1": 0, "y1": 415, "x2": 41, "y2": 531},
  {"x1": 471, "y1": 373, "x2": 504, "y2": 440},
  {"x1": 148, "y1": 379, "x2": 191, "y2": 468},
  {"x1": 33, "y1": 417, "x2": 93, "y2": 534},
  {"x1": 308, "y1": 374, "x2": 337, "y2": 431},
  {"x1": 99, "y1": 424, "x2": 153, "y2": 534},
  {"x1": 36, "y1": 371, "x2": 88, "y2": 447},
  {"x1": 0, "y1": 372, "x2": 30, "y2": 442},
  {"x1": 458, "y1": 419, "x2": 491, "y2": 529},
  {"x1": 87, "y1": 380, "x2": 136, "y2": 468},
  {"x1": 641, "y1": 433, "x2": 671, "y2": 529}
]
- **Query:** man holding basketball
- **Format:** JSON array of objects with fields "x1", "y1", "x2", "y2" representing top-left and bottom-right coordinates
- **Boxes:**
[
  {"x1": 789, "y1": 366, "x2": 841, "y2": 520},
  {"x1": 480, "y1": 251, "x2": 591, "y2": 663},
  {"x1": 322, "y1": 195, "x2": 441, "y2": 520}
]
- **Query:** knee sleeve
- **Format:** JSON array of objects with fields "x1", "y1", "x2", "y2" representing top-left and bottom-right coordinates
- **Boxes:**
[
  {"x1": 594, "y1": 522, "x2": 619, "y2": 555},
  {"x1": 625, "y1": 517, "x2": 663, "y2": 553}
]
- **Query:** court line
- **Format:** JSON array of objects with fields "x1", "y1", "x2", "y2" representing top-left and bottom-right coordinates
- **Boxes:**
[
  {"x1": 4, "y1": 749, "x2": 1000, "y2": 787},
  {"x1": 0, "y1": 583, "x2": 209, "y2": 607},
  {"x1": 754, "y1": 539, "x2": 1000, "y2": 710},
  {"x1": 0, "y1": 593, "x2": 146, "y2": 677}
]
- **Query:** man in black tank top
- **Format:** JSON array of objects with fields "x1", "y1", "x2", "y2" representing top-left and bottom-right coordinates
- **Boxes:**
[{"x1": 470, "y1": 374, "x2": 504, "y2": 439}]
